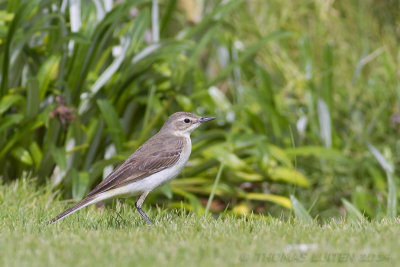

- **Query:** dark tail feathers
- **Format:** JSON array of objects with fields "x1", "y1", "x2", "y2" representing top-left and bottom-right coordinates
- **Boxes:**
[{"x1": 50, "y1": 196, "x2": 95, "y2": 224}]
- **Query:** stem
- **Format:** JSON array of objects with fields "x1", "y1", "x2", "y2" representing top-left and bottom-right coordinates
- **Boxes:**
[{"x1": 205, "y1": 162, "x2": 224, "y2": 216}]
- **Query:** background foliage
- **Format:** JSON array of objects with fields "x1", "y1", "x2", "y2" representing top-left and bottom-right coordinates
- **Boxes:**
[{"x1": 0, "y1": 0, "x2": 399, "y2": 220}]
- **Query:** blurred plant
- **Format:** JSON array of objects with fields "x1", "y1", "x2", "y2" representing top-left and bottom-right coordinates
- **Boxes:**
[
  {"x1": 0, "y1": 0, "x2": 302, "y2": 217},
  {"x1": 0, "y1": 0, "x2": 398, "y2": 220}
]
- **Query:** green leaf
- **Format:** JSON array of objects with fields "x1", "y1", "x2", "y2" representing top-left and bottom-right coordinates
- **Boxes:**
[
  {"x1": 180, "y1": 0, "x2": 245, "y2": 39},
  {"x1": 0, "y1": 114, "x2": 23, "y2": 133},
  {"x1": 26, "y1": 79, "x2": 40, "y2": 118},
  {"x1": 97, "y1": 99, "x2": 125, "y2": 152},
  {"x1": 233, "y1": 171, "x2": 263, "y2": 182},
  {"x1": 232, "y1": 202, "x2": 251, "y2": 216},
  {"x1": 341, "y1": 198, "x2": 364, "y2": 221},
  {"x1": 29, "y1": 142, "x2": 42, "y2": 170},
  {"x1": 37, "y1": 55, "x2": 60, "y2": 101},
  {"x1": 353, "y1": 186, "x2": 375, "y2": 217},
  {"x1": 88, "y1": 158, "x2": 121, "y2": 186},
  {"x1": 64, "y1": 32, "x2": 91, "y2": 44},
  {"x1": 160, "y1": 0, "x2": 177, "y2": 35},
  {"x1": 0, "y1": 10, "x2": 14, "y2": 22},
  {"x1": 159, "y1": 183, "x2": 173, "y2": 199},
  {"x1": 367, "y1": 143, "x2": 393, "y2": 173},
  {"x1": 131, "y1": 40, "x2": 192, "y2": 67},
  {"x1": 208, "y1": 30, "x2": 293, "y2": 86},
  {"x1": 72, "y1": 170, "x2": 90, "y2": 199},
  {"x1": 367, "y1": 143, "x2": 397, "y2": 218},
  {"x1": 322, "y1": 43, "x2": 334, "y2": 110},
  {"x1": 173, "y1": 188, "x2": 204, "y2": 215},
  {"x1": 205, "y1": 163, "x2": 224, "y2": 215},
  {"x1": 11, "y1": 147, "x2": 33, "y2": 165},
  {"x1": 1, "y1": 1, "x2": 36, "y2": 96},
  {"x1": 89, "y1": 10, "x2": 149, "y2": 97},
  {"x1": 171, "y1": 178, "x2": 210, "y2": 186},
  {"x1": 290, "y1": 195, "x2": 313, "y2": 223},
  {"x1": 202, "y1": 144, "x2": 248, "y2": 171},
  {"x1": 268, "y1": 145, "x2": 293, "y2": 168},
  {"x1": 386, "y1": 172, "x2": 397, "y2": 218},
  {"x1": 268, "y1": 167, "x2": 310, "y2": 187},
  {"x1": 72, "y1": 2, "x2": 150, "y2": 100},
  {"x1": 83, "y1": 119, "x2": 104, "y2": 171},
  {"x1": 176, "y1": 95, "x2": 193, "y2": 111},
  {"x1": 285, "y1": 146, "x2": 347, "y2": 161},
  {"x1": 50, "y1": 145, "x2": 67, "y2": 171},
  {"x1": 299, "y1": 33, "x2": 313, "y2": 81},
  {"x1": 246, "y1": 193, "x2": 292, "y2": 209},
  {"x1": 0, "y1": 94, "x2": 23, "y2": 114},
  {"x1": 208, "y1": 86, "x2": 231, "y2": 111}
]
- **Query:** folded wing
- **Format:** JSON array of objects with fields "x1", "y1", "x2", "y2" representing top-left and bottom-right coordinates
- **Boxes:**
[{"x1": 86, "y1": 134, "x2": 185, "y2": 197}]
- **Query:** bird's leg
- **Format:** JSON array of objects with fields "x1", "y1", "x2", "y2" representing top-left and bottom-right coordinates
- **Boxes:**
[{"x1": 135, "y1": 191, "x2": 153, "y2": 225}]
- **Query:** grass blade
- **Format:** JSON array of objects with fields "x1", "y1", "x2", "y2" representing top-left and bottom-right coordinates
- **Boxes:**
[
  {"x1": 386, "y1": 172, "x2": 397, "y2": 218},
  {"x1": 322, "y1": 43, "x2": 334, "y2": 110},
  {"x1": 160, "y1": 0, "x2": 177, "y2": 36},
  {"x1": 367, "y1": 143, "x2": 393, "y2": 173},
  {"x1": 205, "y1": 162, "x2": 224, "y2": 215},
  {"x1": 299, "y1": 34, "x2": 313, "y2": 81},
  {"x1": 290, "y1": 195, "x2": 313, "y2": 224},
  {"x1": 26, "y1": 79, "x2": 40, "y2": 119},
  {"x1": 367, "y1": 143, "x2": 397, "y2": 218},
  {"x1": 341, "y1": 198, "x2": 364, "y2": 221}
]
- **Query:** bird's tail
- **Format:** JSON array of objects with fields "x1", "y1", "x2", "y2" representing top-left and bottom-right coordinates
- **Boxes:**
[{"x1": 50, "y1": 196, "x2": 97, "y2": 224}]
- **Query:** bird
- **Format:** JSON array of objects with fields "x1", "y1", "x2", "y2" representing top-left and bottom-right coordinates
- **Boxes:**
[{"x1": 50, "y1": 112, "x2": 215, "y2": 225}]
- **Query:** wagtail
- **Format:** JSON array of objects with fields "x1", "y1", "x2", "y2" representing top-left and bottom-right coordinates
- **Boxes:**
[{"x1": 50, "y1": 112, "x2": 215, "y2": 225}]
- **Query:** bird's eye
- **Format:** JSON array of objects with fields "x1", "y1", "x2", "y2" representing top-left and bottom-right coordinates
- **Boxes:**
[{"x1": 184, "y1": 118, "x2": 190, "y2": 123}]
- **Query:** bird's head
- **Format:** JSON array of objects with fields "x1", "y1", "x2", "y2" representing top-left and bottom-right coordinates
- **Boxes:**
[{"x1": 160, "y1": 112, "x2": 215, "y2": 136}]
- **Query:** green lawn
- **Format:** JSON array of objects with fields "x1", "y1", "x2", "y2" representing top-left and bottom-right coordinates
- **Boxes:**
[{"x1": 0, "y1": 180, "x2": 399, "y2": 267}]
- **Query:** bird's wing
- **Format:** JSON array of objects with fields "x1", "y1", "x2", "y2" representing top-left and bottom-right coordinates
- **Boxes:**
[{"x1": 86, "y1": 134, "x2": 185, "y2": 197}]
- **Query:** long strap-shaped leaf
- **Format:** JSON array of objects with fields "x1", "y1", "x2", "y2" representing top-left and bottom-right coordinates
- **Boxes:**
[{"x1": 207, "y1": 31, "x2": 294, "y2": 86}]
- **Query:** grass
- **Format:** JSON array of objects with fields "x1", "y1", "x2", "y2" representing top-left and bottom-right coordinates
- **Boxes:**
[{"x1": 1, "y1": 180, "x2": 399, "y2": 267}]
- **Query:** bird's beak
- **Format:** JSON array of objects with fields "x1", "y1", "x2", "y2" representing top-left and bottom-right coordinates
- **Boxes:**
[{"x1": 199, "y1": 116, "x2": 216, "y2": 123}]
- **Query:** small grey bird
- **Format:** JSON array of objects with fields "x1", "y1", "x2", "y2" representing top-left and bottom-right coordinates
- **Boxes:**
[{"x1": 51, "y1": 112, "x2": 215, "y2": 225}]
